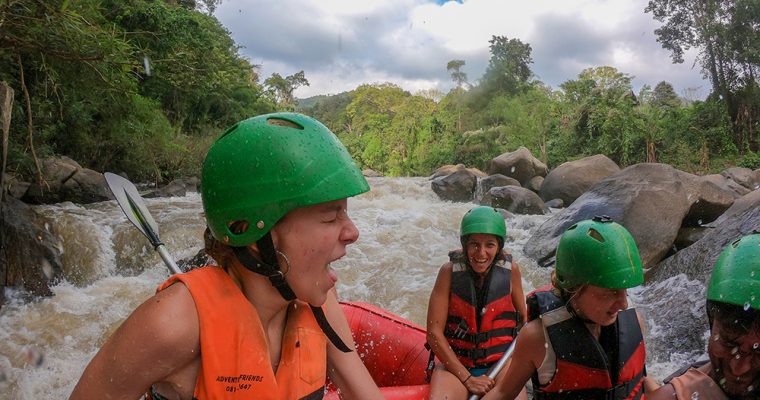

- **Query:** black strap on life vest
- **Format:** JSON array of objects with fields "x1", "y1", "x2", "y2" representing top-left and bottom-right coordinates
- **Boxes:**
[
  {"x1": 299, "y1": 386, "x2": 326, "y2": 400},
  {"x1": 451, "y1": 342, "x2": 510, "y2": 367},
  {"x1": 310, "y1": 305, "x2": 352, "y2": 353},
  {"x1": 534, "y1": 369, "x2": 645, "y2": 400},
  {"x1": 444, "y1": 317, "x2": 517, "y2": 344}
]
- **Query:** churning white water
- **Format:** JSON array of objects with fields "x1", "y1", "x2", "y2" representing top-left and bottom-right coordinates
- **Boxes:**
[{"x1": 0, "y1": 177, "x2": 708, "y2": 399}]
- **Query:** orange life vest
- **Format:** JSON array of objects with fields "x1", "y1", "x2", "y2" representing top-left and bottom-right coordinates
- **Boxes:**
[
  {"x1": 527, "y1": 285, "x2": 647, "y2": 400},
  {"x1": 444, "y1": 250, "x2": 519, "y2": 368},
  {"x1": 156, "y1": 266, "x2": 327, "y2": 400}
]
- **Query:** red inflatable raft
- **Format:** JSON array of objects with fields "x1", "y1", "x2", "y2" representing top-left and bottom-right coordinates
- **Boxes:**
[{"x1": 324, "y1": 301, "x2": 432, "y2": 399}]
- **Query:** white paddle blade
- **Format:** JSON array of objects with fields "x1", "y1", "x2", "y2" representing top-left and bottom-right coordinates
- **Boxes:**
[{"x1": 103, "y1": 172, "x2": 160, "y2": 243}]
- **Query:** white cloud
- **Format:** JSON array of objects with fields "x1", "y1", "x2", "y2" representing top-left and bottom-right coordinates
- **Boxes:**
[{"x1": 215, "y1": 0, "x2": 709, "y2": 99}]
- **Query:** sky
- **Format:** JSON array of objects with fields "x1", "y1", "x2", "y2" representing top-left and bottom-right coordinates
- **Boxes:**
[{"x1": 214, "y1": 0, "x2": 710, "y2": 100}]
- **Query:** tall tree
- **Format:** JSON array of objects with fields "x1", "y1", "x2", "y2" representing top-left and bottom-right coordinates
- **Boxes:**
[
  {"x1": 646, "y1": 0, "x2": 760, "y2": 151},
  {"x1": 264, "y1": 71, "x2": 309, "y2": 111},
  {"x1": 481, "y1": 36, "x2": 533, "y2": 96},
  {"x1": 651, "y1": 81, "x2": 682, "y2": 108},
  {"x1": 447, "y1": 59, "x2": 468, "y2": 88}
]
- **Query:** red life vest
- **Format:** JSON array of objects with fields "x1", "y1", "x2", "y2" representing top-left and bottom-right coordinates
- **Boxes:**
[
  {"x1": 155, "y1": 266, "x2": 327, "y2": 400},
  {"x1": 526, "y1": 286, "x2": 647, "y2": 400},
  {"x1": 444, "y1": 250, "x2": 519, "y2": 368}
]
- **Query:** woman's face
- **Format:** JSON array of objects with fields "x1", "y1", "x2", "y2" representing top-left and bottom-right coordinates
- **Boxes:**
[
  {"x1": 465, "y1": 233, "x2": 500, "y2": 274},
  {"x1": 571, "y1": 285, "x2": 629, "y2": 326},
  {"x1": 271, "y1": 198, "x2": 359, "y2": 306}
]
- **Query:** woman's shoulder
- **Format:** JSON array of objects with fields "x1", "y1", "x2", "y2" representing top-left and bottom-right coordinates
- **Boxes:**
[{"x1": 136, "y1": 282, "x2": 200, "y2": 348}]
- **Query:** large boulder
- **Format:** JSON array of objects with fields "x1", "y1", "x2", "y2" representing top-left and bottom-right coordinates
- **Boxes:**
[
  {"x1": 60, "y1": 168, "x2": 113, "y2": 204},
  {"x1": 475, "y1": 174, "x2": 520, "y2": 203},
  {"x1": 487, "y1": 147, "x2": 547, "y2": 186},
  {"x1": 23, "y1": 157, "x2": 112, "y2": 204},
  {"x1": 524, "y1": 163, "x2": 734, "y2": 269},
  {"x1": 652, "y1": 189, "x2": 760, "y2": 283},
  {"x1": 144, "y1": 178, "x2": 189, "y2": 198},
  {"x1": 1, "y1": 196, "x2": 64, "y2": 305},
  {"x1": 481, "y1": 186, "x2": 548, "y2": 215},
  {"x1": 539, "y1": 155, "x2": 620, "y2": 206},
  {"x1": 702, "y1": 173, "x2": 751, "y2": 199},
  {"x1": 721, "y1": 166, "x2": 760, "y2": 191},
  {"x1": 431, "y1": 169, "x2": 478, "y2": 202},
  {"x1": 526, "y1": 176, "x2": 544, "y2": 193},
  {"x1": 430, "y1": 164, "x2": 486, "y2": 180}
]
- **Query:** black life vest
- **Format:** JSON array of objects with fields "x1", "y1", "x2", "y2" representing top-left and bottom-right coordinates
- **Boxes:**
[
  {"x1": 444, "y1": 250, "x2": 519, "y2": 368},
  {"x1": 526, "y1": 285, "x2": 647, "y2": 400}
]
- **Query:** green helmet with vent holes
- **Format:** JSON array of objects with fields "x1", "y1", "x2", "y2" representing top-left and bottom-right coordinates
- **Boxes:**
[
  {"x1": 460, "y1": 206, "x2": 506, "y2": 250},
  {"x1": 555, "y1": 217, "x2": 644, "y2": 290},
  {"x1": 201, "y1": 112, "x2": 369, "y2": 247},
  {"x1": 707, "y1": 233, "x2": 760, "y2": 310}
]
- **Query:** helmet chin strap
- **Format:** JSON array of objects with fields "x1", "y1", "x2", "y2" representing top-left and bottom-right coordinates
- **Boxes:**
[
  {"x1": 232, "y1": 233, "x2": 296, "y2": 301},
  {"x1": 232, "y1": 233, "x2": 352, "y2": 353}
]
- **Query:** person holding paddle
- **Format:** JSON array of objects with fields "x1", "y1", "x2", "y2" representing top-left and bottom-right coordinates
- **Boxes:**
[
  {"x1": 426, "y1": 206, "x2": 528, "y2": 399},
  {"x1": 71, "y1": 113, "x2": 383, "y2": 399},
  {"x1": 482, "y1": 217, "x2": 648, "y2": 400},
  {"x1": 645, "y1": 233, "x2": 760, "y2": 400}
]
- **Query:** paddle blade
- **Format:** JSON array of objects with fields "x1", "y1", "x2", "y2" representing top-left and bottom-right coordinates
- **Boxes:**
[{"x1": 104, "y1": 172, "x2": 161, "y2": 247}]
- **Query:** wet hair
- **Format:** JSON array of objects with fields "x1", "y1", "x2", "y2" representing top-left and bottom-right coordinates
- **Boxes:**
[
  {"x1": 204, "y1": 221, "x2": 249, "y2": 270},
  {"x1": 707, "y1": 300, "x2": 760, "y2": 335},
  {"x1": 550, "y1": 269, "x2": 580, "y2": 303}
]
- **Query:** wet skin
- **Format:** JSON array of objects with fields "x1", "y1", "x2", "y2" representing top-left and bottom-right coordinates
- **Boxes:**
[
  {"x1": 465, "y1": 233, "x2": 500, "y2": 274},
  {"x1": 570, "y1": 285, "x2": 629, "y2": 326},
  {"x1": 708, "y1": 320, "x2": 760, "y2": 399},
  {"x1": 272, "y1": 198, "x2": 359, "y2": 307}
]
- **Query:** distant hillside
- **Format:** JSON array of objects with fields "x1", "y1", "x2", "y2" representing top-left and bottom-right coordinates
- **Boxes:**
[{"x1": 297, "y1": 92, "x2": 350, "y2": 110}]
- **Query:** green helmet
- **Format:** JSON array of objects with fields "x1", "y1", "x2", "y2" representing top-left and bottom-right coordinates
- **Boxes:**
[
  {"x1": 555, "y1": 216, "x2": 644, "y2": 290},
  {"x1": 201, "y1": 112, "x2": 369, "y2": 246},
  {"x1": 707, "y1": 233, "x2": 760, "y2": 310},
  {"x1": 460, "y1": 206, "x2": 507, "y2": 245}
]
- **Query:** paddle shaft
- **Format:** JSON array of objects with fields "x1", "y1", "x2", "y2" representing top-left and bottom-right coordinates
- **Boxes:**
[
  {"x1": 157, "y1": 244, "x2": 181, "y2": 275},
  {"x1": 466, "y1": 337, "x2": 517, "y2": 400}
]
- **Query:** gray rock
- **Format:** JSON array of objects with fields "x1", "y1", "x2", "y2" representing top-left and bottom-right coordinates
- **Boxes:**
[
  {"x1": 144, "y1": 179, "x2": 188, "y2": 198},
  {"x1": 721, "y1": 167, "x2": 760, "y2": 190},
  {"x1": 431, "y1": 169, "x2": 478, "y2": 202},
  {"x1": 653, "y1": 189, "x2": 760, "y2": 283},
  {"x1": 544, "y1": 198, "x2": 564, "y2": 209},
  {"x1": 475, "y1": 174, "x2": 520, "y2": 203},
  {"x1": 482, "y1": 185, "x2": 548, "y2": 215},
  {"x1": 487, "y1": 147, "x2": 547, "y2": 186},
  {"x1": 539, "y1": 154, "x2": 620, "y2": 206},
  {"x1": 524, "y1": 163, "x2": 733, "y2": 270},
  {"x1": 526, "y1": 176, "x2": 544, "y2": 193},
  {"x1": 702, "y1": 174, "x2": 751, "y2": 199},
  {"x1": 0, "y1": 196, "x2": 64, "y2": 301}
]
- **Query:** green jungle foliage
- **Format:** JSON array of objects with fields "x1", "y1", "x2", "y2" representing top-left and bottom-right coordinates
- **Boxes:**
[{"x1": 1, "y1": 0, "x2": 758, "y2": 184}]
